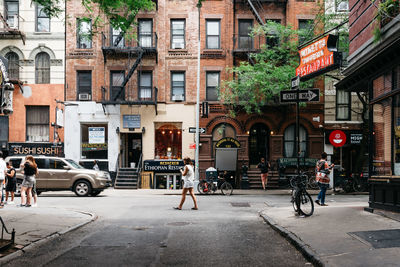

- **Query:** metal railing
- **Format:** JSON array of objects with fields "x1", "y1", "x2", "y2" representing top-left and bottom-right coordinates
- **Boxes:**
[
  {"x1": 103, "y1": 86, "x2": 158, "y2": 104},
  {"x1": 233, "y1": 34, "x2": 264, "y2": 51},
  {"x1": 0, "y1": 216, "x2": 15, "y2": 246},
  {"x1": 102, "y1": 32, "x2": 158, "y2": 50},
  {"x1": 137, "y1": 153, "x2": 143, "y2": 188}
]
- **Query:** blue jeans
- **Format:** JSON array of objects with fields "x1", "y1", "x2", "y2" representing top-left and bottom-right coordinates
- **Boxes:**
[{"x1": 317, "y1": 183, "x2": 329, "y2": 204}]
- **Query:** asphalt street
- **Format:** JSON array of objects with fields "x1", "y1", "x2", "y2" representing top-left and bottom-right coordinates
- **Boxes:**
[{"x1": 2, "y1": 189, "x2": 318, "y2": 267}]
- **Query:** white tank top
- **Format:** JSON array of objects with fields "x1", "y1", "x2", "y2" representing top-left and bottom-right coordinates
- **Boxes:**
[{"x1": 183, "y1": 164, "x2": 194, "y2": 183}]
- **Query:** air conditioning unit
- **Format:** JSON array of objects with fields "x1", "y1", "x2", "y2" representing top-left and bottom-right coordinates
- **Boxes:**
[
  {"x1": 171, "y1": 94, "x2": 184, "y2": 101},
  {"x1": 78, "y1": 93, "x2": 91, "y2": 101},
  {"x1": 337, "y1": 1, "x2": 349, "y2": 12},
  {"x1": 172, "y1": 42, "x2": 184, "y2": 49},
  {"x1": 8, "y1": 15, "x2": 18, "y2": 29}
]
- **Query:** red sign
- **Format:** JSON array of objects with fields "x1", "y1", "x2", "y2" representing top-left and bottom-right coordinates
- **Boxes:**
[
  {"x1": 329, "y1": 130, "x2": 346, "y2": 147},
  {"x1": 189, "y1": 143, "x2": 196, "y2": 149},
  {"x1": 296, "y1": 35, "x2": 339, "y2": 80}
]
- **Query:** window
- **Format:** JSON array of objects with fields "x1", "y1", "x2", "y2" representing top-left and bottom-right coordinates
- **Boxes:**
[
  {"x1": 77, "y1": 19, "x2": 92, "y2": 49},
  {"x1": 36, "y1": 4, "x2": 50, "y2": 32},
  {"x1": 111, "y1": 27, "x2": 124, "y2": 47},
  {"x1": 206, "y1": 72, "x2": 219, "y2": 101},
  {"x1": 5, "y1": 0, "x2": 18, "y2": 28},
  {"x1": 110, "y1": 71, "x2": 125, "y2": 101},
  {"x1": 171, "y1": 72, "x2": 185, "y2": 101},
  {"x1": 49, "y1": 159, "x2": 66, "y2": 169},
  {"x1": 35, "y1": 52, "x2": 50, "y2": 84},
  {"x1": 81, "y1": 124, "x2": 108, "y2": 159},
  {"x1": 336, "y1": 90, "x2": 350, "y2": 120},
  {"x1": 238, "y1": 20, "x2": 253, "y2": 49},
  {"x1": 212, "y1": 123, "x2": 236, "y2": 156},
  {"x1": 171, "y1": 20, "x2": 185, "y2": 49},
  {"x1": 26, "y1": 106, "x2": 49, "y2": 142},
  {"x1": 266, "y1": 19, "x2": 281, "y2": 48},
  {"x1": 5, "y1": 52, "x2": 19, "y2": 80},
  {"x1": 298, "y1": 19, "x2": 314, "y2": 44},
  {"x1": 35, "y1": 158, "x2": 46, "y2": 169},
  {"x1": 284, "y1": 125, "x2": 307, "y2": 158},
  {"x1": 155, "y1": 124, "x2": 182, "y2": 159},
  {"x1": 139, "y1": 19, "x2": 153, "y2": 47},
  {"x1": 77, "y1": 71, "x2": 92, "y2": 98},
  {"x1": 206, "y1": 20, "x2": 220, "y2": 49},
  {"x1": 139, "y1": 71, "x2": 152, "y2": 100}
]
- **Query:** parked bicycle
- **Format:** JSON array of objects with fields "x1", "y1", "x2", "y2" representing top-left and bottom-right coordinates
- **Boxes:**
[
  {"x1": 290, "y1": 172, "x2": 314, "y2": 216},
  {"x1": 197, "y1": 175, "x2": 233, "y2": 196}
]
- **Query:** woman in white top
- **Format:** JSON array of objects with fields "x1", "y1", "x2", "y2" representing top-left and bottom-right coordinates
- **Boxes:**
[{"x1": 174, "y1": 157, "x2": 198, "y2": 210}]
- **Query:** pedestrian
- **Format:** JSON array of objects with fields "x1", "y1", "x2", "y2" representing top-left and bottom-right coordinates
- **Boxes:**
[
  {"x1": 20, "y1": 156, "x2": 38, "y2": 207},
  {"x1": 5, "y1": 161, "x2": 16, "y2": 204},
  {"x1": 93, "y1": 160, "x2": 100, "y2": 171},
  {"x1": 174, "y1": 157, "x2": 198, "y2": 210},
  {"x1": 0, "y1": 151, "x2": 6, "y2": 207},
  {"x1": 315, "y1": 152, "x2": 334, "y2": 206},
  {"x1": 257, "y1": 157, "x2": 270, "y2": 190}
]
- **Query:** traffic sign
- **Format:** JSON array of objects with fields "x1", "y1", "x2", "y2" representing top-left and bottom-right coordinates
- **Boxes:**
[
  {"x1": 189, "y1": 127, "x2": 206, "y2": 134},
  {"x1": 291, "y1": 76, "x2": 300, "y2": 90},
  {"x1": 280, "y1": 89, "x2": 320, "y2": 103}
]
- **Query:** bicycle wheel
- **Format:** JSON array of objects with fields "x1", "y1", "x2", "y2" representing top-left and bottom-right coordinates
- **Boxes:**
[
  {"x1": 291, "y1": 189, "x2": 299, "y2": 213},
  {"x1": 197, "y1": 181, "x2": 208, "y2": 194},
  {"x1": 289, "y1": 177, "x2": 297, "y2": 188},
  {"x1": 221, "y1": 182, "x2": 233, "y2": 196},
  {"x1": 307, "y1": 174, "x2": 319, "y2": 190},
  {"x1": 353, "y1": 179, "x2": 367, "y2": 192},
  {"x1": 296, "y1": 190, "x2": 314, "y2": 216}
]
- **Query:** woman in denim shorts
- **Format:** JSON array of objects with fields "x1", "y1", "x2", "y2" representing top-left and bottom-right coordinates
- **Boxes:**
[{"x1": 20, "y1": 156, "x2": 38, "y2": 207}]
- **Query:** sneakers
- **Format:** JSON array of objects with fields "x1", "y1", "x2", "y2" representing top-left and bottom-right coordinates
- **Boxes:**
[
  {"x1": 315, "y1": 199, "x2": 321, "y2": 206},
  {"x1": 8, "y1": 201, "x2": 14, "y2": 205},
  {"x1": 25, "y1": 204, "x2": 32, "y2": 208},
  {"x1": 19, "y1": 204, "x2": 25, "y2": 207},
  {"x1": 321, "y1": 203, "x2": 328, "y2": 206},
  {"x1": 32, "y1": 203, "x2": 37, "y2": 207}
]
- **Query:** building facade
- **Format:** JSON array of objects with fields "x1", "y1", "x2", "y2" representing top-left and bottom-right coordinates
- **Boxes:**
[
  {"x1": 336, "y1": 0, "x2": 400, "y2": 210},
  {"x1": 0, "y1": 0, "x2": 65, "y2": 157}
]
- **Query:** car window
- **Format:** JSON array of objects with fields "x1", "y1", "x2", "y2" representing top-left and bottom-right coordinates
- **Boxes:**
[
  {"x1": 65, "y1": 159, "x2": 84, "y2": 169},
  {"x1": 35, "y1": 158, "x2": 47, "y2": 169},
  {"x1": 49, "y1": 159, "x2": 67, "y2": 170},
  {"x1": 9, "y1": 158, "x2": 22, "y2": 168}
]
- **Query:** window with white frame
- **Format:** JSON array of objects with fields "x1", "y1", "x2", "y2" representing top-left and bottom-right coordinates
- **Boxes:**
[
  {"x1": 206, "y1": 72, "x2": 219, "y2": 101},
  {"x1": 336, "y1": 90, "x2": 351, "y2": 120},
  {"x1": 139, "y1": 19, "x2": 153, "y2": 47},
  {"x1": 284, "y1": 124, "x2": 307, "y2": 158},
  {"x1": 36, "y1": 4, "x2": 50, "y2": 32},
  {"x1": 171, "y1": 72, "x2": 185, "y2": 101},
  {"x1": 139, "y1": 71, "x2": 152, "y2": 100},
  {"x1": 35, "y1": 52, "x2": 50, "y2": 84},
  {"x1": 5, "y1": 0, "x2": 18, "y2": 28},
  {"x1": 111, "y1": 26, "x2": 124, "y2": 47},
  {"x1": 77, "y1": 18, "x2": 92, "y2": 48},
  {"x1": 206, "y1": 20, "x2": 220, "y2": 49},
  {"x1": 26, "y1": 106, "x2": 49, "y2": 142},
  {"x1": 171, "y1": 20, "x2": 185, "y2": 49}
]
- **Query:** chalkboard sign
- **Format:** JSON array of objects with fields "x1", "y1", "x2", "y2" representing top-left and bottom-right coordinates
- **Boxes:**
[{"x1": 123, "y1": 115, "x2": 141, "y2": 129}]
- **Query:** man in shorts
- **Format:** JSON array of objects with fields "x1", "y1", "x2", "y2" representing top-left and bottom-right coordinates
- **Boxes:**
[{"x1": 5, "y1": 161, "x2": 16, "y2": 204}]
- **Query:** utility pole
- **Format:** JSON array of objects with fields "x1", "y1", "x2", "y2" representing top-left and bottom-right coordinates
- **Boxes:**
[{"x1": 195, "y1": 2, "x2": 202, "y2": 181}]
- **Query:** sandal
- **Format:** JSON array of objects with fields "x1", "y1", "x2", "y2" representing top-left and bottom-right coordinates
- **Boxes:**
[
  {"x1": 173, "y1": 207, "x2": 182, "y2": 210},
  {"x1": 191, "y1": 207, "x2": 198, "y2": 210}
]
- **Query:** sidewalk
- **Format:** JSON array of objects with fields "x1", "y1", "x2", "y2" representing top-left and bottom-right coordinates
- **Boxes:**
[
  {"x1": 0, "y1": 204, "x2": 95, "y2": 263},
  {"x1": 162, "y1": 188, "x2": 368, "y2": 195},
  {"x1": 261, "y1": 197, "x2": 400, "y2": 267}
]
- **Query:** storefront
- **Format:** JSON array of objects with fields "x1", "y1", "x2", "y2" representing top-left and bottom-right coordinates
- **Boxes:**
[
  {"x1": 143, "y1": 160, "x2": 186, "y2": 189},
  {"x1": 8, "y1": 142, "x2": 64, "y2": 156}
]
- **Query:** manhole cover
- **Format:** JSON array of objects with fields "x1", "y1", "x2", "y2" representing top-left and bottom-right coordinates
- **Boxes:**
[
  {"x1": 350, "y1": 229, "x2": 400, "y2": 248},
  {"x1": 167, "y1": 222, "x2": 190, "y2": 226},
  {"x1": 231, "y1": 202, "x2": 250, "y2": 207}
]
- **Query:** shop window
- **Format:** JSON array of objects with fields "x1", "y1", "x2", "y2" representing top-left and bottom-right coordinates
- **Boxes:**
[
  {"x1": 155, "y1": 124, "x2": 182, "y2": 159},
  {"x1": 238, "y1": 20, "x2": 253, "y2": 49},
  {"x1": 336, "y1": 90, "x2": 350, "y2": 120},
  {"x1": 5, "y1": 52, "x2": 19, "y2": 80},
  {"x1": 373, "y1": 98, "x2": 392, "y2": 175},
  {"x1": 206, "y1": 72, "x2": 219, "y2": 101},
  {"x1": 171, "y1": 72, "x2": 185, "y2": 101},
  {"x1": 298, "y1": 19, "x2": 314, "y2": 44},
  {"x1": 284, "y1": 125, "x2": 307, "y2": 158},
  {"x1": 171, "y1": 19, "x2": 185, "y2": 49},
  {"x1": 206, "y1": 20, "x2": 220, "y2": 49},
  {"x1": 212, "y1": 123, "x2": 236, "y2": 156},
  {"x1": 110, "y1": 71, "x2": 125, "y2": 101},
  {"x1": 77, "y1": 18, "x2": 92, "y2": 49},
  {"x1": 265, "y1": 19, "x2": 281, "y2": 48},
  {"x1": 35, "y1": 52, "x2": 50, "y2": 84},
  {"x1": 36, "y1": 4, "x2": 50, "y2": 32},
  {"x1": 81, "y1": 124, "x2": 108, "y2": 159},
  {"x1": 111, "y1": 26, "x2": 124, "y2": 47},
  {"x1": 139, "y1": 19, "x2": 153, "y2": 47},
  {"x1": 139, "y1": 71, "x2": 152, "y2": 100},
  {"x1": 26, "y1": 106, "x2": 49, "y2": 142}
]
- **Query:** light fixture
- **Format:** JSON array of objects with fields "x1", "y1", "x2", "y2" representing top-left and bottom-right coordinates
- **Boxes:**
[
  {"x1": 246, "y1": 130, "x2": 250, "y2": 135},
  {"x1": 169, "y1": 130, "x2": 173, "y2": 134},
  {"x1": 162, "y1": 131, "x2": 165, "y2": 134},
  {"x1": 142, "y1": 127, "x2": 145, "y2": 134},
  {"x1": 270, "y1": 131, "x2": 274, "y2": 135},
  {"x1": 178, "y1": 131, "x2": 181, "y2": 134},
  {"x1": 116, "y1": 127, "x2": 120, "y2": 134}
]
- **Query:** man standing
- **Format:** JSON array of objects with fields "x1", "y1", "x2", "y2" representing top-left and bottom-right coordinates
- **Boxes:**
[
  {"x1": 0, "y1": 152, "x2": 7, "y2": 207},
  {"x1": 257, "y1": 157, "x2": 270, "y2": 190}
]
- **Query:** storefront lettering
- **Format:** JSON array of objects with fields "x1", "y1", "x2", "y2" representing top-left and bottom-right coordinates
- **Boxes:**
[
  {"x1": 9, "y1": 143, "x2": 63, "y2": 156},
  {"x1": 215, "y1": 137, "x2": 241, "y2": 148},
  {"x1": 143, "y1": 160, "x2": 194, "y2": 173}
]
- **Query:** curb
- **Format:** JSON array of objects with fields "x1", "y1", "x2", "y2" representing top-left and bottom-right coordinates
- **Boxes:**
[
  {"x1": 0, "y1": 210, "x2": 97, "y2": 265},
  {"x1": 259, "y1": 212, "x2": 324, "y2": 267}
]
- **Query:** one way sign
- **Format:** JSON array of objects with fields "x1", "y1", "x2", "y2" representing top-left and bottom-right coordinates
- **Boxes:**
[
  {"x1": 280, "y1": 89, "x2": 320, "y2": 103},
  {"x1": 189, "y1": 127, "x2": 206, "y2": 134}
]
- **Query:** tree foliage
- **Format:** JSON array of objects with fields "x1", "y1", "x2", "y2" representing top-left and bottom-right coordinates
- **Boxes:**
[{"x1": 220, "y1": 22, "x2": 314, "y2": 114}]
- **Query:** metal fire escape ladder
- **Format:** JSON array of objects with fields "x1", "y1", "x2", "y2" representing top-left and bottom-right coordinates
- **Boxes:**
[
  {"x1": 113, "y1": 49, "x2": 144, "y2": 101},
  {"x1": 0, "y1": 12, "x2": 25, "y2": 44},
  {"x1": 246, "y1": 0, "x2": 265, "y2": 26}
]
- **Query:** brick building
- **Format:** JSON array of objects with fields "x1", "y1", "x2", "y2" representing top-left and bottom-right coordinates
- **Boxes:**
[
  {"x1": 336, "y1": 0, "x2": 400, "y2": 210},
  {"x1": 0, "y1": 0, "x2": 65, "y2": 157},
  {"x1": 65, "y1": 0, "x2": 324, "y2": 189}
]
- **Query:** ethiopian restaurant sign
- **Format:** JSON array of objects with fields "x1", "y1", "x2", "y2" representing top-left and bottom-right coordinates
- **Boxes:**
[{"x1": 295, "y1": 35, "x2": 340, "y2": 81}]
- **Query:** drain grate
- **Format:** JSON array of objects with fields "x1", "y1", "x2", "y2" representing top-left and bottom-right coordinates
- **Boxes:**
[
  {"x1": 167, "y1": 222, "x2": 190, "y2": 226},
  {"x1": 230, "y1": 202, "x2": 250, "y2": 207},
  {"x1": 350, "y1": 229, "x2": 400, "y2": 249}
]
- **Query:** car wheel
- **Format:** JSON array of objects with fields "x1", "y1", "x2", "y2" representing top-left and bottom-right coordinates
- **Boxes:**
[
  {"x1": 91, "y1": 190, "x2": 102, "y2": 197},
  {"x1": 74, "y1": 180, "x2": 92, "y2": 197},
  {"x1": 15, "y1": 180, "x2": 23, "y2": 197}
]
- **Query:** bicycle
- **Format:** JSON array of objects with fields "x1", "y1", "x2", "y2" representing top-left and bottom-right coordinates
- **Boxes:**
[
  {"x1": 290, "y1": 172, "x2": 314, "y2": 216},
  {"x1": 197, "y1": 175, "x2": 233, "y2": 196},
  {"x1": 304, "y1": 171, "x2": 319, "y2": 190}
]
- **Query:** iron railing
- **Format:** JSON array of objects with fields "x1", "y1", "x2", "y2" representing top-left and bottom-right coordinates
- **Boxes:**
[
  {"x1": 0, "y1": 216, "x2": 15, "y2": 247},
  {"x1": 102, "y1": 32, "x2": 158, "y2": 51}
]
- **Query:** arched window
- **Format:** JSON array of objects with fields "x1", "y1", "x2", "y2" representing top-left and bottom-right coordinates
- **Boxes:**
[
  {"x1": 212, "y1": 123, "x2": 236, "y2": 156},
  {"x1": 284, "y1": 124, "x2": 307, "y2": 158},
  {"x1": 35, "y1": 52, "x2": 50, "y2": 84},
  {"x1": 5, "y1": 52, "x2": 19, "y2": 80}
]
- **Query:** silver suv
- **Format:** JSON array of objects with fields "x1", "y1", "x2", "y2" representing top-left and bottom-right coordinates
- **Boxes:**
[{"x1": 5, "y1": 156, "x2": 112, "y2": 197}]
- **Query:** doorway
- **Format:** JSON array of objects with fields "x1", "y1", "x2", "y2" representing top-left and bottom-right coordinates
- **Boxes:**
[
  {"x1": 122, "y1": 133, "x2": 142, "y2": 168},
  {"x1": 249, "y1": 123, "x2": 269, "y2": 165}
]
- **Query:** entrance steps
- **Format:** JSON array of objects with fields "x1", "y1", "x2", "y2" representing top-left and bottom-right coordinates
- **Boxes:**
[
  {"x1": 114, "y1": 168, "x2": 139, "y2": 189},
  {"x1": 247, "y1": 168, "x2": 279, "y2": 189}
]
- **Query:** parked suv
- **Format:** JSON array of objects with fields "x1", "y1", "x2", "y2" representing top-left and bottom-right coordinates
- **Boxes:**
[{"x1": 5, "y1": 156, "x2": 112, "y2": 197}]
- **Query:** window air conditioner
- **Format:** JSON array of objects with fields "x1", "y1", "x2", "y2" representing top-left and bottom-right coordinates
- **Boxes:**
[
  {"x1": 7, "y1": 15, "x2": 18, "y2": 29},
  {"x1": 172, "y1": 94, "x2": 184, "y2": 101},
  {"x1": 172, "y1": 42, "x2": 184, "y2": 49},
  {"x1": 337, "y1": 1, "x2": 349, "y2": 12},
  {"x1": 78, "y1": 93, "x2": 91, "y2": 101}
]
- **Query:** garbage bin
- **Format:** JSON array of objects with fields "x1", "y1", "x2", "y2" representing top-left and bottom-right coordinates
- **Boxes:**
[
  {"x1": 205, "y1": 167, "x2": 218, "y2": 182},
  {"x1": 241, "y1": 165, "x2": 249, "y2": 189}
]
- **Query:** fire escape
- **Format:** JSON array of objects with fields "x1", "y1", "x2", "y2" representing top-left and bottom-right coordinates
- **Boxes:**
[{"x1": 0, "y1": 7, "x2": 25, "y2": 44}]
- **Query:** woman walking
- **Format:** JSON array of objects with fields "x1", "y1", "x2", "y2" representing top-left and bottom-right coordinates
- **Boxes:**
[
  {"x1": 257, "y1": 157, "x2": 270, "y2": 190},
  {"x1": 174, "y1": 157, "x2": 198, "y2": 210},
  {"x1": 20, "y1": 156, "x2": 38, "y2": 207},
  {"x1": 315, "y1": 152, "x2": 334, "y2": 206}
]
